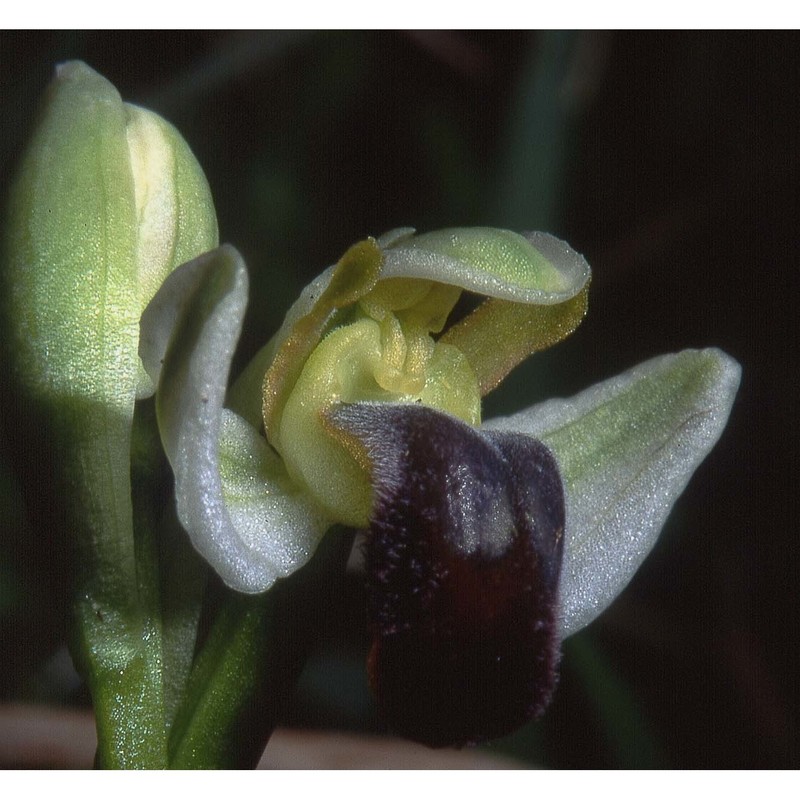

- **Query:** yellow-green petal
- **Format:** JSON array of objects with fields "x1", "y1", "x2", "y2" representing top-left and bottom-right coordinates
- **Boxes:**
[{"x1": 441, "y1": 285, "x2": 589, "y2": 396}]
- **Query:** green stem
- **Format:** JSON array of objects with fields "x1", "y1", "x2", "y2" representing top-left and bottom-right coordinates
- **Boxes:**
[
  {"x1": 75, "y1": 400, "x2": 171, "y2": 768},
  {"x1": 168, "y1": 526, "x2": 355, "y2": 769},
  {"x1": 158, "y1": 510, "x2": 209, "y2": 731}
]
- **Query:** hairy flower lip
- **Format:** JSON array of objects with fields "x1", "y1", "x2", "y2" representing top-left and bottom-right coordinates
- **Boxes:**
[{"x1": 326, "y1": 401, "x2": 566, "y2": 747}]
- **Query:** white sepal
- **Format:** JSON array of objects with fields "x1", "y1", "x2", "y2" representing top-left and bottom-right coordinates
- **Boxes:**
[{"x1": 140, "y1": 246, "x2": 331, "y2": 593}]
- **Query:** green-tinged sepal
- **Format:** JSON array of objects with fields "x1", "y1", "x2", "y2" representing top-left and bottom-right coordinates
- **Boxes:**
[
  {"x1": 378, "y1": 227, "x2": 589, "y2": 303},
  {"x1": 485, "y1": 348, "x2": 741, "y2": 637}
]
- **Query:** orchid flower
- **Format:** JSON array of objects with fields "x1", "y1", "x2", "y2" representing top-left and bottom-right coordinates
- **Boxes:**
[
  {"x1": 3, "y1": 61, "x2": 740, "y2": 759},
  {"x1": 139, "y1": 229, "x2": 740, "y2": 746}
]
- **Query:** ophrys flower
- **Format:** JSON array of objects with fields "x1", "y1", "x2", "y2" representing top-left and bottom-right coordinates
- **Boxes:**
[{"x1": 140, "y1": 229, "x2": 739, "y2": 745}]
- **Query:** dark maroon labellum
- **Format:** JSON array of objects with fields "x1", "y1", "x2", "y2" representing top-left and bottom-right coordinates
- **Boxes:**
[{"x1": 329, "y1": 403, "x2": 565, "y2": 748}]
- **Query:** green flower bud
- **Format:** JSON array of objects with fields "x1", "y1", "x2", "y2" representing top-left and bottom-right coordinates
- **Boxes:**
[
  {"x1": 1, "y1": 60, "x2": 217, "y2": 731},
  {"x1": 3, "y1": 61, "x2": 218, "y2": 410}
]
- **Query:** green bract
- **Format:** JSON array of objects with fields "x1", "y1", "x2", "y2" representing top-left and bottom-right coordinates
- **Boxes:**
[
  {"x1": 141, "y1": 230, "x2": 739, "y2": 624},
  {"x1": 1, "y1": 61, "x2": 218, "y2": 767}
]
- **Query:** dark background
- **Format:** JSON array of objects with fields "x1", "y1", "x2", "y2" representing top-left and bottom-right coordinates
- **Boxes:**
[{"x1": 1, "y1": 31, "x2": 797, "y2": 767}]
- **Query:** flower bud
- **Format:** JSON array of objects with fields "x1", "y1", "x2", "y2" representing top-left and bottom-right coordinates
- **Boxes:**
[{"x1": 1, "y1": 61, "x2": 217, "y2": 624}]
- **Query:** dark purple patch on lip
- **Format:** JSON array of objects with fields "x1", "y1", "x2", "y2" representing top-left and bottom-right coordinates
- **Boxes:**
[{"x1": 329, "y1": 403, "x2": 565, "y2": 748}]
